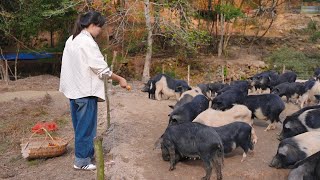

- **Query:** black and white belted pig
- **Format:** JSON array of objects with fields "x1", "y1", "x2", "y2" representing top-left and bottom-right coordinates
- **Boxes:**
[
  {"x1": 168, "y1": 85, "x2": 205, "y2": 110},
  {"x1": 314, "y1": 67, "x2": 320, "y2": 80},
  {"x1": 208, "y1": 122, "x2": 254, "y2": 162},
  {"x1": 141, "y1": 79, "x2": 156, "y2": 99},
  {"x1": 271, "y1": 82, "x2": 305, "y2": 103},
  {"x1": 249, "y1": 70, "x2": 279, "y2": 93},
  {"x1": 269, "y1": 131, "x2": 320, "y2": 169},
  {"x1": 160, "y1": 122, "x2": 224, "y2": 180},
  {"x1": 168, "y1": 94, "x2": 209, "y2": 126},
  {"x1": 299, "y1": 79, "x2": 320, "y2": 108},
  {"x1": 211, "y1": 88, "x2": 247, "y2": 111},
  {"x1": 288, "y1": 150, "x2": 320, "y2": 180},
  {"x1": 143, "y1": 74, "x2": 191, "y2": 101},
  {"x1": 279, "y1": 105, "x2": 320, "y2": 140},
  {"x1": 193, "y1": 104, "x2": 258, "y2": 144},
  {"x1": 242, "y1": 94, "x2": 285, "y2": 131},
  {"x1": 207, "y1": 82, "x2": 229, "y2": 98}
]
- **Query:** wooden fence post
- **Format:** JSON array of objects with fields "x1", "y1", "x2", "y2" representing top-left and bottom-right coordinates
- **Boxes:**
[
  {"x1": 94, "y1": 136, "x2": 105, "y2": 180},
  {"x1": 187, "y1": 65, "x2": 190, "y2": 85},
  {"x1": 222, "y1": 65, "x2": 225, "y2": 83},
  {"x1": 162, "y1": 64, "x2": 164, "y2": 74}
]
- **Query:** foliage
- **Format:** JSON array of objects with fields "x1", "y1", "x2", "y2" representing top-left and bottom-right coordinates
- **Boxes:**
[
  {"x1": 214, "y1": 4, "x2": 244, "y2": 22},
  {"x1": 126, "y1": 29, "x2": 147, "y2": 55},
  {"x1": 159, "y1": 26, "x2": 212, "y2": 58},
  {"x1": 154, "y1": 66, "x2": 176, "y2": 78},
  {"x1": 0, "y1": 0, "x2": 77, "y2": 48},
  {"x1": 186, "y1": 30, "x2": 212, "y2": 47},
  {"x1": 266, "y1": 47, "x2": 320, "y2": 79}
]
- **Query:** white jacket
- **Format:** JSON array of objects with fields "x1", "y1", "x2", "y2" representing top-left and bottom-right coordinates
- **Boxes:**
[{"x1": 59, "y1": 30, "x2": 112, "y2": 101}]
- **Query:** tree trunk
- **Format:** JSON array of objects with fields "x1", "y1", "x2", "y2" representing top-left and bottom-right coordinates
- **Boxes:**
[
  {"x1": 218, "y1": 14, "x2": 224, "y2": 57},
  {"x1": 5, "y1": 59, "x2": 9, "y2": 84},
  {"x1": 142, "y1": 0, "x2": 152, "y2": 83},
  {"x1": 0, "y1": 60, "x2": 4, "y2": 80},
  {"x1": 0, "y1": 48, "x2": 9, "y2": 84},
  {"x1": 50, "y1": 29, "x2": 54, "y2": 48}
]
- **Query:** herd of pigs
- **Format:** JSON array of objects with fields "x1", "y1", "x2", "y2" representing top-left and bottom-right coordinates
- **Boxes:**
[{"x1": 141, "y1": 69, "x2": 320, "y2": 180}]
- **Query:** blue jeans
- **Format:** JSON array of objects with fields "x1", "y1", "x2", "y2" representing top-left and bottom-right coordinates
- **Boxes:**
[{"x1": 70, "y1": 97, "x2": 97, "y2": 167}]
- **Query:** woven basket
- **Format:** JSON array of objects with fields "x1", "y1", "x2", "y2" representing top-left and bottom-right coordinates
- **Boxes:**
[{"x1": 20, "y1": 128, "x2": 68, "y2": 159}]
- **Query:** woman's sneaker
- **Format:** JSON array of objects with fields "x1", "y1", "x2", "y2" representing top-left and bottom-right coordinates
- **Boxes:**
[{"x1": 73, "y1": 164, "x2": 96, "y2": 170}]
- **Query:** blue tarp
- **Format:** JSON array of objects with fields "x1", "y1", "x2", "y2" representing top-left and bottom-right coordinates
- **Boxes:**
[{"x1": 0, "y1": 52, "x2": 54, "y2": 61}]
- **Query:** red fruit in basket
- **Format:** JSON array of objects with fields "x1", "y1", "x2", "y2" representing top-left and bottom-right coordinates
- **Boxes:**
[{"x1": 31, "y1": 121, "x2": 58, "y2": 134}]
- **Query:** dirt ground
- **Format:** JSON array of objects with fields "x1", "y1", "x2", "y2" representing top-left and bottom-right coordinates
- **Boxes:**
[
  {"x1": 0, "y1": 74, "x2": 302, "y2": 180},
  {"x1": 1, "y1": 12, "x2": 318, "y2": 180}
]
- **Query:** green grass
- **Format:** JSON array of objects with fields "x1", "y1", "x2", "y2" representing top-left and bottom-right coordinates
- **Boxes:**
[{"x1": 266, "y1": 47, "x2": 320, "y2": 79}]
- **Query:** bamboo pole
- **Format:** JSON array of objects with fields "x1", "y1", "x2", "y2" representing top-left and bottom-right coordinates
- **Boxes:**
[
  {"x1": 94, "y1": 136, "x2": 104, "y2": 180},
  {"x1": 104, "y1": 54, "x2": 111, "y2": 129}
]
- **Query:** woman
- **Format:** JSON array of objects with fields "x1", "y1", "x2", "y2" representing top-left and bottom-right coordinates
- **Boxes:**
[{"x1": 59, "y1": 11, "x2": 128, "y2": 170}]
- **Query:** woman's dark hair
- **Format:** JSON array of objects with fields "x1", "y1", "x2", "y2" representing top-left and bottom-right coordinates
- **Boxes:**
[{"x1": 72, "y1": 11, "x2": 106, "y2": 39}]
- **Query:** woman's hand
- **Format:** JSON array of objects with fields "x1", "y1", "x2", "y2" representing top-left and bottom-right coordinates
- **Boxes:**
[
  {"x1": 119, "y1": 77, "x2": 128, "y2": 89},
  {"x1": 110, "y1": 73, "x2": 128, "y2": 89}
]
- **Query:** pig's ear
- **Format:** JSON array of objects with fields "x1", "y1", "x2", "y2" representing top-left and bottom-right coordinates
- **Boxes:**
[
  {"x1": 272, "y1": 88, "x2": 279, "y2": 94},
  {"x1": 171, "y1": 115, "x2": 179, "y2": 122},
  {"x1": 168, "y1": 105, "x2": 174, "y2": 109},
  {"x1": 175, "y1": 86, "x2": 182, "y2": 92},
  {"x1": 284, "y1": 121, "x2": 298, "y2": 129}
]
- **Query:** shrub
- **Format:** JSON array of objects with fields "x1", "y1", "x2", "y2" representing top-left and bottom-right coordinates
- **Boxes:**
[{"x1": 310, "y1": 31, "x2": 320, "y2": 42}]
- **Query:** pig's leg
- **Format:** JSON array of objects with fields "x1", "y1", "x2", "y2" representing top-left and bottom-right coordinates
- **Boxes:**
[
  {"x1": 264, "y1": 122, "x2": 277, "y2": 131},
  {"x1": 241, "y1": 153, "x2": 247, "y2": 162},
  {"x1": 168, "y1": 145, "x2": 176, "y2": 171},
  {"x1": 300, "y1": 94, "x2": 308, "y2": 109},
  {"x1": 201, "y1": 157, "x2": 213, "y2": 180},
  {"x1": 155, "y1": 89, "x2": 162, "y2": 101},
  {"x1": 212, "y1": 151, "x2": 223, "y2": 180},
  {"x1": 251, "y1": 128, "x2": 258, "y2": 144}
]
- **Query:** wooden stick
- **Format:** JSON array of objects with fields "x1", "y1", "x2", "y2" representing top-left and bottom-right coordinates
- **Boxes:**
[
  {"x1": 104, "y1": 54, "x2": 111, "y2": 130},
  {"x1": 162, "y1": 64, "x2": 164, "y2": 74},
  {"x1": 94, "y1": 136, "x2": 104, "y2": 180},
  {"x1": 187, "y1": 65, "x2": 190, "y2": 85},
  {"x1": 222, "y1": 65, "x2": 225, "y2": 83}
]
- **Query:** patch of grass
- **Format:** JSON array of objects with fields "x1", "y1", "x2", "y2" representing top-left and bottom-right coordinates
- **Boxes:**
[
  {"x1": 31, "y1": 106, "x2": 48, "y2": 117},
  {"x1": 0, "y1": 141, "x2": 10, "y2": 154},
  {"x1": 266, "y1": 47, "x2": 320, "y2": 79},
  {"x1": 310, "y1": 31, "x2": 320, "y2": 42},
  {"x1": 54, "y1": 117, "x2": 69, "y2": 128},
  {"x1": 9, "y1": 155, "x2": 22, "y2": 163},
  {"x1": 307, "y1": 20, "x2": 317, "y2": 32},
  {"x1": 27, "y1": 159, "x2": 44, "y2": 166},
  {"x1": 289, "y1": 20, "x2": 318, "y2": 36}
]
